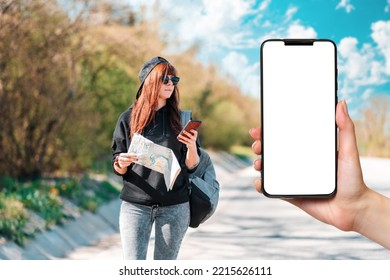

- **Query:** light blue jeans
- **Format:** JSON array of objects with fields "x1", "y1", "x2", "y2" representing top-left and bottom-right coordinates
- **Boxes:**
[{"x1": 119, "y1": 201, "x2": 190, "y2": 260}]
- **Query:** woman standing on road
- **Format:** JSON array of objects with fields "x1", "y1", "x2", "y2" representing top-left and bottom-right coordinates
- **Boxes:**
[{"x1": 111, "y1": 57, "x2": 200, "y2": 259}]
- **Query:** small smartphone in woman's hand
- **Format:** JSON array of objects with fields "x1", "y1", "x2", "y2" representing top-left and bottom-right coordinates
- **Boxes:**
[{"x1": 177, "y1": 120, "x2": 202, "y2": 138}]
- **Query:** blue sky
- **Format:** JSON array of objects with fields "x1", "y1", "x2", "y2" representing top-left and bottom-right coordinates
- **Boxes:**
[{"x1": 128, "y1": 0, "x2": 390, "y2": 117}]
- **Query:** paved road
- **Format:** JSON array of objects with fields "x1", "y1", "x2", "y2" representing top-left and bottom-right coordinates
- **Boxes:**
[{"x1": 65, "y1": 157, "x2": 390, "y2": 260}]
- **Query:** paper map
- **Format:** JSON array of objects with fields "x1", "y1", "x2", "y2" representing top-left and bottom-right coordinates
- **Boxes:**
[{"x1": 128, "y1": 133, "x2": 181, "y2": 191}]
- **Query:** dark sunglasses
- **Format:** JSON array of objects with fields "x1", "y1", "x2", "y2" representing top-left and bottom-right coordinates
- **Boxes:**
[{"x1": 162, "y1": 75, "x2": 180, "y2": 85}]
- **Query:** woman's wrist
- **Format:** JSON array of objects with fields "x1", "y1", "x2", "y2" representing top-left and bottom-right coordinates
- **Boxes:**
[
  {"x1": 185, "y1": 147, "x2": 199, "y2": 170},
  {"x1": 187, "y1": 159, "x2": 200, "y2": 170},
  {"x1": 352, "y1": 188, "x2": 390, "y2": 249},
  {"x1": 351, "y1": 187, "x2": 372, "y2": 233}
]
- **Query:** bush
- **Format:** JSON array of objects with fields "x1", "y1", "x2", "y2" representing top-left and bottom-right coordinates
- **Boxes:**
[
  {"x1": 54, "y1": 176, "x2": 119, "y2": 212},
  {"x1": 17, "y1": 188, "x2": 67, "y2": 228},
  {"x1": 0, "y1": 176, "x2": 19, "y2": 192},
  {"x1": 0, "y1": 193, "x2": 30, "y2": 245}
]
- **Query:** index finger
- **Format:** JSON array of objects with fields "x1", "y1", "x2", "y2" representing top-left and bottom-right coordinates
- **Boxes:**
[
  {"x1": 182, "y1": 130, "x2": 197, "y2": 138},
  {"x1": 123, "y1": 153, "x2": 138, "y2": 158},
  {"x1": 249, "y1": 127, "x2": 261, "y2": 141},
  {"x1": 189, "y1": 129, "x2": 198, "y2": 137}
]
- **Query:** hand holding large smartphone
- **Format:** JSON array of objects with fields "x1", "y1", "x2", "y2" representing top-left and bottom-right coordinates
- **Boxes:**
[{"x1": 261, "y1": 39, "x2": 337, "y2": 198}]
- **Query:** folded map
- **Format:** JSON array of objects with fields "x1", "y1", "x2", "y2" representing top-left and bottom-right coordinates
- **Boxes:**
[{"x1": 128, "y1": 133, "x2": 181, "y2": 191}]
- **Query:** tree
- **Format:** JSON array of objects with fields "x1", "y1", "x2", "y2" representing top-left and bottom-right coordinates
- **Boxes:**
[
  {"x1": 0, "y1": 0, "x2": 169, "y2": 177},
  {"x1": 0, "y1": 0, "x2": 88, "y2": 177},
  {"x1": 355, "y1": 95, "x2": 390, "y2": 157}
]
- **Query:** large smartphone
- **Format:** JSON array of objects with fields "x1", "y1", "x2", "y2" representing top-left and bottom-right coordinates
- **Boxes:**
[
  {"x1": 177, "y1": 120, "x2": 202, "y2": 138},
  {"x1": 260, "y1": 39, "x2": 338, "y2": 198}
]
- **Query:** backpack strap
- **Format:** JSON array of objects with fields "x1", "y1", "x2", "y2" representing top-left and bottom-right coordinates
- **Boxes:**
[
  {"x1": 180, "y1": 110, "x2": 192, "y2": 195},
  {"x1": 180, "y1": 110, "x2": 192, "y2": 127},
  {"x1": 179, "y1": 110, "x2": 193, "y2": 155}
]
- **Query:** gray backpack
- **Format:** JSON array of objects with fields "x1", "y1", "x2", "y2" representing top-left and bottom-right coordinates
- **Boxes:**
[{"x1": 180, "y1": 110, "x2": 220, "y2": 228}]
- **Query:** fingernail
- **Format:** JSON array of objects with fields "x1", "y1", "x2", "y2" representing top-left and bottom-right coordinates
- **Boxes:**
[
  {"x1": 251, "y1": 141, "x2": 257, "y2": 150},
  {"x1": 342, "y1": 100, "x2": 349, "y2": 116},
  {"x1": 249, "y1": 128, "x2": 254, "y2": 135}
]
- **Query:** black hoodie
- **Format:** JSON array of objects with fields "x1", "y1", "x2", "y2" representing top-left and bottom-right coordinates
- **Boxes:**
[{"x1": 111, "y1": 105, "x2": 190, "y2": 206}]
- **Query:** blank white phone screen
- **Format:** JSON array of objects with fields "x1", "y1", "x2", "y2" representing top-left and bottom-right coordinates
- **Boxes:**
[{"x1": 261, "y1": 40, "x2": 337, "y2": 197}]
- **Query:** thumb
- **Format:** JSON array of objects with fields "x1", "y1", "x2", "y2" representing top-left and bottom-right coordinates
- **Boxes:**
[{"x1": 336, "y1": 100, "x2": 360, "y2": 162}]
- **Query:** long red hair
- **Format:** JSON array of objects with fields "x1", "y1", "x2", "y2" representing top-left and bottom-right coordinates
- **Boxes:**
[{"x1": 130, "y1": 62, "x2": 182, "y2": 138}]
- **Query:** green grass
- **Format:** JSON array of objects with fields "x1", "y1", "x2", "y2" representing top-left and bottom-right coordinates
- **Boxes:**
[{"x1": 230, "y1": 145, "x2": 256, "y2": 161}]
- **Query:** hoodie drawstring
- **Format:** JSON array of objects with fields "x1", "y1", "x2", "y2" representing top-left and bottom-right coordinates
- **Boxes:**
[{"x1": 150, "y1": 204, "x2": 159, "y2": 222}]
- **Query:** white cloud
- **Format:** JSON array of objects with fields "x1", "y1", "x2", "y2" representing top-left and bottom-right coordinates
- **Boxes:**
[
  {"x1": 258, "y1": 5, "x2": 317, "y2": 41},
  {"x1": 371, "y1": 20, "x2": 390, "y2": 75},
  {"x1": 258, "y1": 21, "x2": 317, "y2": 41},
  {"x1": 339, "y1": 37, "x2": 368, "y2": 79},
  {"x1": 336, "y1": 0, "x2": 355, "y2": 13},
  {"x1": 285, "y1": 6, "x2": 298, "y2": 22},
  {"x1": 259, "y1": 7, "x2": 318, "y2": 42},
  {"x1": 129, "y1": 0, "x2": 255, "y2": 52},
  {"x1": 338, "y1": 37, "x2": 380, "y2": 82},
  {"x1": 222, "y1": 52, "x2": 260, "y2": 97},
  {"x1": 157, "y1": 0, "x2": 258, "y2": 52},
  {"x1": 259, "y1": 0, "x2": 272, "y2": 11},
  {"x1": 287, "y1": 22, "x2": 317, "y2": 38},
  {"x1": 337, "y1": 28, "x2": 390, "y2": 101},
  {"x1": 252, "y1": 0, "x2": 272, "y2": 26}
]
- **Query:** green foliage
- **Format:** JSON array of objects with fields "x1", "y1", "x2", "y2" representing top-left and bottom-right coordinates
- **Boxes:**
[
  {"x1": 0, "y1": 176, "x2": 120, "y2": 245},
  {"x1": 0, "y1": 176, "x2": 18, "y2": 192},
  {"x1": 0, "y1": 193, "x2": 29, "y2": 245},
  {"x1": 230, "y1": 145, "x2": 256, "y2": 161},
  {"x1": 78, "y1": 55, "x2": 137, "y2": 160},
  {"x1": 17, "y1": 187, "x2": 66, "y2": 228},
  {"x1": 53, "y1": 176, "x2": 118, "y2": 212},
  {"x1": 202, "y1": 101, "x2": 248, "y2": 150},
  {"x1": 0, "y1": 0, "x2": 89, "y2": 178}
]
